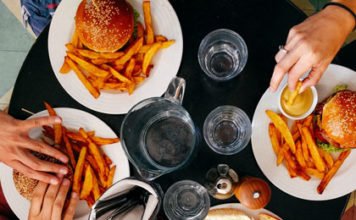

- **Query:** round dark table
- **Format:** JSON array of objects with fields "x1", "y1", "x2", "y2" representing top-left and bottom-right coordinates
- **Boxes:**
[{"x1": 9, "y1": 0, "x2": 355, "y2": 219}]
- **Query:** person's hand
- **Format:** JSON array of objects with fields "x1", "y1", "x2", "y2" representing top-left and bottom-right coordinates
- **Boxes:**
[
  {"x1": 29, "y1": 178, "x2": 79, "y2": 220},
  {"x1": 270, "y1": 5, "x2": 355, "y2": 92},
  {"x1": 0, "y1": 111, "x2": 69, "y2": 184}
]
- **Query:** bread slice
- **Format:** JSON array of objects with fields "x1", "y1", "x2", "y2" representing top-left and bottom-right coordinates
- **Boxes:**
[
  {"x1": 205, "y1": 208, "x2": 252, "y2": 220},
  {"x1": 258, "y1": 213, "x2": 280, "y2": 220}
]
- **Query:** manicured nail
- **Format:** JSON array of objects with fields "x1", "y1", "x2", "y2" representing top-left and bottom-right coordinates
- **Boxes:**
[
  {"x1": 72, "y1": 192, "x2": 78, "y2": 198},
  {"x1": 54, "y1": 117, "x2": 62, "y2": 123},
  {"x1": 50, "y1": 178, "x2": 59, "y2": 185},
  {"x1": 60, "y1": 168, "x2": 68, "y2": 175},
  {"x1": 60, "y1": 156, "x2": 68, "y2": 163}
]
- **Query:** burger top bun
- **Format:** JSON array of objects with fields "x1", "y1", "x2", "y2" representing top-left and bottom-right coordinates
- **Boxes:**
[
  {"x1": 322, "y1": 90, "x2": 356, "y2": 148},
  {"x1": 75, "y1": 0, "x2": 134, "y2": 52}
]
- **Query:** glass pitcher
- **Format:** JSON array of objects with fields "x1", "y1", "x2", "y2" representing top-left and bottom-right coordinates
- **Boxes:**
[{"x1": 121, "y1": 77, "x2": 196, "y2": 180}]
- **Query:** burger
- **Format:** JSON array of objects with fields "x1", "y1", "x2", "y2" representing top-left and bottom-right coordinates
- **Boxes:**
[
  {"x1": 13, "y1": 152, "x2": 73, "y2": 200},
  {"x1": 75, "y1": 0, "x2": 135, "y2": 52},
  {"x1": 205, "y1": 208, "x2": 253, "y2": 220},
  {"x1": 314, "y1": 88, "x2": 356, "y2": 150}
]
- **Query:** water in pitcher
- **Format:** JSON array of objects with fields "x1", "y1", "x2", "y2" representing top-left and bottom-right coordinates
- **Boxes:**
[{"x1": 144, "y1": 116, "x2": 195, "y2": 168}]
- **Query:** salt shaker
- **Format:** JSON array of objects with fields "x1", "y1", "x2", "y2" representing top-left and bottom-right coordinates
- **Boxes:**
[{"x1": 204, "y1": 164, "x2": 239, "y2": 200}]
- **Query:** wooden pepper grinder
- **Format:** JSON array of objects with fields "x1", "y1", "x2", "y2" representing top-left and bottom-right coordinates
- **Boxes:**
[{"x1": 234, "y1": 177, "x2": 271, "y2": 209}]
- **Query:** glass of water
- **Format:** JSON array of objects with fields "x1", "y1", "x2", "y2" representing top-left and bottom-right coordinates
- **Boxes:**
[
  {"x1": 203, "y1": 106, "x2": 251, "y2": 155},
  {"x1": 163, "y1": 180, "x2": 210, "y2": 220},
  {"x1": 198, "y1": 29, "x2": 248, "y2": 81}
]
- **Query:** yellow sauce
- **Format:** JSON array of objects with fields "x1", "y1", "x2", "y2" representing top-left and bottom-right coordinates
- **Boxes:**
[{"x1": 281, "y1": 87, "x2": 313, "y2": 116}]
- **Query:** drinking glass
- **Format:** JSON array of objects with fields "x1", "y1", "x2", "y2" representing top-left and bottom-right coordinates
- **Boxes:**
[
  {"x1": 121, "y1": 77, "x2": 197, "y2": 180},
  {"x1": 203, "y1": 105, "x2": 251, "y2": 155},
  {"x1": 163, "y1": 180, "x2": 210, "y2": 220},
  {"x1": 198, "y1": 29, "x2": 248, "y2": 81}
]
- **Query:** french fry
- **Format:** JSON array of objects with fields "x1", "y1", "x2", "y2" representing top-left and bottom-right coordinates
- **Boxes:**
[
  {"x1": 106, "y1": 165, "x2": 116, "y2": 187},
  {"x1": 155, "y1": 35, "x2": 167, "y2": 42},
  {"x1": 72, "y1": 144, "x2": 82, "y2": 153},
  {"x1": 143, "y1": 1, "x2": 154, "y2": 44},
  {"x1": 287, "y1": 81, "x2": 302, "y2": 106},
  {"x1": 302, "y1": 127, "x2": 325, "y2": 172},
  {"x1": 161, "y1": 40, "x2": 175, "y2": 49},
  {"x1": 80, "y1": 133, "x2": 105, "y2": 174},
  {"x1": 100, "y1": 52, "x2": 124, "y2": 59},
  {"x1": 296, "y1": 169, "x2": 311, "y2": 181},
  {"x1": 318, "y1": 149, "x2": 334, "y2": 169},
  {"x1": 268, "y1": 124, "x2": 280, "y2": 155},
  {"x1": 292, "y1": 131, "x2": 300, "y2": 142},
  {"x1": 66, "y1": 57, "x2": 100, "y2": 98},
  {"x1": 277, "y1": 143, "x2": 288, "y2": 166},
  {"x1": 103, "y1": 154, "x2": 113, "y2": 166},
  {"x1": 115, "y1": 37, "x2": 143, "y2": 65},
  {"x1": 134, "y1": 76, "x2": 145, "y2": 84},
  {"x1": 266, "y1": 110, "x2": 296, "y2": 153},
  {"x1": 65, "y1": 43, "x2": 76, "y2": 52},
  {"x1": 59, "y1": 57, "x2": 71, "y2": 74},
  {"x1": 62, "y1": 128, "x2": 76, "y2": 168},
  {"x1": 44, "y1": 102, "x2": 62, "y2": 145},
  {"x1": 73, "y1": 147, "x2": 87, "y2": 193},
  {"x1": 297, "y1": 123, "x2": 310, "y2": 163},
  {"x1": 102, "y1": 83, "x2": 128, "y2": 91},
  {"x1": 137, "y1": 22, "x2": 144, "y2": 38},
  {"x1": 80, "y1": 164, "x2": 94, "y2": 199},
  {"x1": 317, "y1": 150, "x2": 351, "y2": 194},
  {"x1": 71, "y1": 30, "x2": 79, "y2": 48},
  {"x1": 92, "y1": 172, "x2": 101, "y2": 201},
  {"x1": 284, "y1": 150, "x2": 297, "y2": 170},
  {"x1": 303, "y1": 115, "x2": 313, "y2": 127},
  {"x1": 91, "y1": 136, "x2": 120, "y2": 145},
  {"x1": 284, "y1": 155, "x2": 297, "y2": 178},
  {"x1": 67, "y1": 53, "x2": 109, "y2": 78},
  {"x1": 91, "y1": 58, "x2": 115, "y2": 65},
  {"x1": 305, "y1": 168, "x2": 324, "y2": 179},
  {"x1": 77, "y1": 49, "x2": 101, "y2": 59},
  {"x1": 103, "y1": 64, "x2": 131, "y2": 83},
  {"x1": 86, "y1": 195, "x2": 95, "y2": 208},
  {"x1": 295, "y1": 140, "x2": 306, "y2": 168},
  {"x1": 143, "y1": 42, "x2": 161, "y2": 75},
  {"x1": 125, "y1": 58, "x2": 135, "y2": 78}
]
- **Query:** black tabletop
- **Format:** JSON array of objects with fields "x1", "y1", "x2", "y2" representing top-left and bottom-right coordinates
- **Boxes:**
[{"x1": 9, "y1": 0, "x2": 355, "y2": 219}]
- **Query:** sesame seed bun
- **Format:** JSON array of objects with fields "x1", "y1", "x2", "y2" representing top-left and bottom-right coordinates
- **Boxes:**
[
  {"x1": 75, "y1": 0, "x2": 134, "y2": 52},
  {"x1": 205, "y1": 208, "x2": 252, "y2": 220},
  {"x1": 322, "y1": 90, "x2": 356, "y2": 148}
]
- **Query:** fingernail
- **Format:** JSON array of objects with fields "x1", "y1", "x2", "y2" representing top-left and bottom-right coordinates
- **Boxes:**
[
  {"x1": 60, "y1": 156, "x2": 68, "y2": 163},
  {"x1": 72, "y1": 192, "x2": 78, "y2": 198},
  {"x1": 60, "y1": 168, "x2": 68, "y2": 175},
  {"x1": 50, "y1": 178, "x2": 59, "y2": 185},
  {"x1": 63, "y1": 178, "x2": 70, "y2": 186},
  {"x1": 54, "y1": 116, "x2": 62, "y2": 123}
]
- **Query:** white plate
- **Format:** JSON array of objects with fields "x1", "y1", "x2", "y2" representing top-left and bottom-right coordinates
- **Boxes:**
[
  {"x1": 48, "y1": 0, "x2": 183, "y2": 114},
  {"x1": 251, "y1": 64, "x2": 356, "y2": 201},
  {"x1": 210, "y1": 203, "x2": 282, "y2": 220},
  {"x1": 0, "y1": 108, "x2": 130, "y2": 219}
]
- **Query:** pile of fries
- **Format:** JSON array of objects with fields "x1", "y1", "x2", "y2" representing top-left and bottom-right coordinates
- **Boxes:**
[
  {"x1": 266, "y1": 110, "x2": 351, "y2": 194},
  {"x1": 59, "y1": 0, "x2": 175, "y2": 97},
  {"x1": 42, "y1": 102, "x2": 119, "y2": 206}
]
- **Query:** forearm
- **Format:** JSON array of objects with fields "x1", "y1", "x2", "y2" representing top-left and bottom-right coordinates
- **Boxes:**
[{"x1": 325, "y1": 0, "x2": 356, "y2": 33}]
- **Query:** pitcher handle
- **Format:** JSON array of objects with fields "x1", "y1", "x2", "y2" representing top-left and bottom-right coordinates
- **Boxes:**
[{"x1": 164, "y1": 77, "x2": 186, "y2": 104}]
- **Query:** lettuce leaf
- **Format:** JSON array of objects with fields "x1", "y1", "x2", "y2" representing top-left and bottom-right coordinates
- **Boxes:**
[
  {"x1": 133, "y1": 9, "x2": 140, "y2": 39},
  {"x1": 333, "y1": 84, "x2": 348, "y2": 93},
  {"x1": 317, "y1": 141, "x2": 345, "y2": 153}
]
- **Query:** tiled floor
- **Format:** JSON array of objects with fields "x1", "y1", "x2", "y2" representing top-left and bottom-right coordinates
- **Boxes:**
[{"x1": 0, "y1": 0, "x2": 34, "y2": 102}]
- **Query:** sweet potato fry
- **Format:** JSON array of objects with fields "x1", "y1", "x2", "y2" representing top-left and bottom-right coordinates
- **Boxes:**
[
  {"x1": 66, "y1": 131, "x2": 87, "y2": 143},
  {"x1": 305, "y1": 168, "x2": 324, "y2": 179},
  {"x1": 91, "y1": 58, "x2": 115, "y2": 65},
  {"x1": 65, "y1": 43, "x2": 76, "y2": 52},
  {"x1": 102, "y1": 64, "x2": 131, "y2": 83},
  {"x1": 85, "y1": 140, "x2": 105, "y2": 173},
  {"x1": 115, "y1": 37, "x2": 143, "y2": 65},
  {"x1": 59, "y1": 57, "x2": 71, "y2": 74},
  {"x1": 302, "y1": 127, "x2": 325, "y2": 172},
  {"x1": 143, "y1": 42, "x2": 161, "y2": 75},
  {"x1": 44, "y1": 102, "x2": 62, "y2": 145},
  {"x1": 277, "y1": 143, "x2": 289, "y2": 166},
  {"x1": 91, "y1": 136, "x2": 120, "y2": 145},
  {"x1": 292, "y1": 132, "x2": 300, "y2": 142},
  {"x1": 266, "y1": 110, "x2": 296, "y2": 153},
  {"x1": 72, "y1": 144, "x2": 82, "y2": 153},
  {"x1": 77, "y1": 49, "x2": 101, "y2": 59},
  {"x1": 71, "y1": 30, "x2": 79, "y2": 48},
  {"x1": 143, "y1": 1, "x2": 154, "y2": 44},
  {"x1": 80, "y1": 164, "x2": 94, "y2": 199},
  {"x1": 137, "y1": 22, "x2": 144, "y2": 38},
  {"x1": 268, "y1": 124, "x2": 280, "y2": 155},
  {"x1": 66, "y1": 57, "x2": 100, "y2": 98},
  {"x1": 86, "y1": 195, "x2": 95, "y2": 208},
  {"x1": 106, "y1": 165, "x2": 116, "y2": 187},
  {"x1": 103, "y1": 154, "x2": 113, "y2": 166},
  {"x1": 296, "y1": 169, "x2": 311, "y2": 181},
  {"x1": 318, "y1": 149, "x2": 334, "y2": 169},
  {"x1": 155, "y1": 35, "x2": 167, "y2": 42},
  {"x1": 317, "y1": 150, "x2": 351, "y2": 194},
  {"x1": 67, "y1": 53, "x2": 109, "y2": 78},
  {"x1": 62, "y1": 128, "x2": 76, "y2": 168},
  {"x1": 92, "y1": 172, "x2": 101, "y2": 201},
  {"x1": 125, "y1": 58, "x2": 136, "y2": 78},
  {"x1": 161, "y1": 40, "x2": 175, "y2": 49},
  {"x1": 102, "y1": 83, "x2": 128, "y2": 91},
  {"x1": 297, "y1": 123, "x2": 310, "y2": 162},
  {"x1": 284, "y1": 150, "x2": 297, "y2": 170},
  {"x1": 73, "y1": 147, "x2": 87, "y2": 193},
  {"x1": 295, "y1": 141, "x2": 306, "y2": 168},
  {"x1": 303, "y1": 115, "x2": 313, "y2": 127}
]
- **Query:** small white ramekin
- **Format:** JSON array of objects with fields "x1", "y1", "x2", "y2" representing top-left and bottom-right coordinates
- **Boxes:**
[{"x1": 278, "y1": 84, "x2": 318, "y2": 120}]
